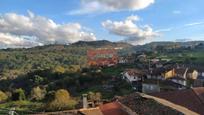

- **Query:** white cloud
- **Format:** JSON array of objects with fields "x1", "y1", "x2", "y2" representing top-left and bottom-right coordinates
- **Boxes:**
[
  {"x1": 155, "y1": 28, "x2": 173, "y2": 32},
  {"x1": 69, "y1": 0, "x2": 155, "y2": 15},
  {"x1": 0, "y1": 11, "x2": 96, "y2": 48},
  {"x1": 102, "y1": 15, "x2": 158, "y2": 45},
  {"x1": 184, "y1": 22, "x2": 204, "y2": 27},
  {"x1": 172, "y1": 10, "x2": 181, "y2": 14},
  {"x1": 0, "y1": 33, "x2": 42, "y2": 48}
]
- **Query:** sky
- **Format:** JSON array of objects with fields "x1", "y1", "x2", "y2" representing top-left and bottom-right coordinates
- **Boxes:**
[{"x1": 0, "y1": 0, "x2": 204, "y2": 48}]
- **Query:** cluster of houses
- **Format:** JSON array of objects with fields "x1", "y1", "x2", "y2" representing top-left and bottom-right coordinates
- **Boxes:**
[{"x1": 122, "y1": 64, "x2": 204, "y2": 93}]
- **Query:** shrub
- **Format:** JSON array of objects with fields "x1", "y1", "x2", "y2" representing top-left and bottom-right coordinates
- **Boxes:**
[
  {"x1": 30, "y1": 86, "x2": 46, "y2": 101},
  {"x1": 46, "y1": 89, "x2": 77, "y2": 111},
  {"x1": 88, "y1": 92, "x2": 102, "y2": 102},
  {"x1": 12, "y1": 88, "x2": 26, "y2": 101},
  {"x1": 0, "y1": 91, "x2": 8, "y2": 102},
  {"x1": 53, "y1": 66, "x2": 65, "y2": 74},
  {"x1": 33, "y1": 75, "x2": 44, "y2": 85}
]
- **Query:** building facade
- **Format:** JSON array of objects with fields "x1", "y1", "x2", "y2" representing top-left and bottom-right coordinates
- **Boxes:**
[{"x1": 87, "y1": 49, "x2": 118, "y2": 67}]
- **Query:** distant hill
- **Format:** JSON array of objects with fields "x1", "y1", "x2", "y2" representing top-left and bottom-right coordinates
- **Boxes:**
[
  {"x1": 147, "y1": 41, "x2": 204, "y2": 47},
  {"x1": 133, "y1": 41, "x2": 204, "y2": 52},
  {"x1": 70, "y1": 40, "x2": 132, "y2": 48}
]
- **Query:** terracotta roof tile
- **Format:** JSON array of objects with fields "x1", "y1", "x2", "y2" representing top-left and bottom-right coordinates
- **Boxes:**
[
  {"x1": 79, "y1": 107, "x2": 103, "y2": 115},
  {"x1": 99, "y1": 102, "x2": 128, "y2": 115},
  {"x1": 125, "y1": 69, "x2": 145, "y2": 76},
  {"x1": 151, "y1": 87, "x2": 204, "y2": 115},
  {"x1": 118, "y1": 93, "x2": 182, "y2": 115}
]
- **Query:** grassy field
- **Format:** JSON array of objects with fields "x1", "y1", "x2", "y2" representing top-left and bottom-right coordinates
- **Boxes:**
[
  {"x1": 156, "y1": 50, "x2": 204, "y2": 64},
  {"x1": 0, "y1": 101, "x2": 44, "y2": 114}
]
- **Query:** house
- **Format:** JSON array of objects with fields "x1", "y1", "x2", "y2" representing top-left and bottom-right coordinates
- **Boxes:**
[
  {"x1": 184, "y1": 65, "x2": 204, "y2": 77},
  {"x1": 148, "y1": 67, "x2": 193, "y2": 80},
  {"x1": 193, "y1": 75, "x2": 204, "y2": 87},
  {"x1": 99, "y1": 102, "x2": 129, "y2": 115},
  {"x1": 147, "y1": 68, "x2": 166, "y2": 80},
  {"x1": 147, "y1": 67, "x2": 175, "y2": 80},
  {"x1": 174, "y1": 68, "x2": 187, "y2": 78},
  {"x1": 197, "y1": 68, "x2": 204, "y2": 77},
  {"x1": 187, "y1": 69, "x2": 199, "y2": 80},
  {"x1": 137, "y1": 54, "x2": 147, "y2": 62},
  {"x1": 122, "y1": 69, "x2": 145, "y2": 83},
  {"x1": 162, "y1": 68, "x2": 176, "y2": 79},
  {"x1": 78, "y1": 102, "x2": 129, "y2": 115},
  {"x1": 168, "y1": 76, "x2": 187, "y2": 86},
  {"x1": 118, "y1": 55, "x2": 136, "y2": 64},
  {"x1": 118, "y1": 93, "x2": 183, "y2": 114},
  {"x1": 152, "y1": 59, "x2": 168, "y2": 68},
  {"x1": 122, "y1": 69, "x2": 145, "y2": 92},
  {"x1": 170, "y1": 67, "x2": 199, "y2": 80},
  {"x1": 87, "y1": 49, "x2": 118, "y2": 67},
  {"x1": 118, "y1": 57, "x2": 127, "y2": 64},
  {"x1": 150, "y1": 87, "x2": 204, "y2": 115}
]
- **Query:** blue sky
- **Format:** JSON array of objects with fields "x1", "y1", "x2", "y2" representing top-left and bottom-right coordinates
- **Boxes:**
[{"x1": 0, "y1": 0, "x2": 204, "y2": 48}]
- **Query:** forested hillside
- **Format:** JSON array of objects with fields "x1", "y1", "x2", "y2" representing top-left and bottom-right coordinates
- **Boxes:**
[
  {"x1": 0, "y1": 40, "x2": 132, "y2": 80},
  {"x1": 0, "y1": 40, "x2": 204, "y2": 80}
]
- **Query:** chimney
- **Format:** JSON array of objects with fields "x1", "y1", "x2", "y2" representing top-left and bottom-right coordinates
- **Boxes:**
[
  {"x1": 183, "y1": 68, "x2": 189, "y2": 79},
  {"x1": 82, "y1": 94, "x2": 88, "y2": 109}
]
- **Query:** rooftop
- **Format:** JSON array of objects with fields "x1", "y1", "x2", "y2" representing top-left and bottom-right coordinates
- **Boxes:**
[
  {"x1": 151, "y1": 87, "x2": 204, "y2": 115},
  {"x1": 118, "y1": 93, "x2": 183, "y2": 115},
  {"x1": 125, "y1": 69, "x2": 145, "y2": 76},
  {"x1": 99, "y1": 102, "x2": 128, "y2": 115}
]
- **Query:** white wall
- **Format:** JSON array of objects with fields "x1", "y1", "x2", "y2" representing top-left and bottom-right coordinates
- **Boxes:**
[{"x1": 123, "y1": 72, "x2": 140, "y2": 82}]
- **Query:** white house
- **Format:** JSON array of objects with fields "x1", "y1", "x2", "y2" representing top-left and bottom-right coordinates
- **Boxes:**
[
  {"x1": 187, "y1": 69, "x2": 199, "y2": 80},
  {"x1": 122, "y1": 69, "x2": 144, "y2": 83},
  {"x1": 198, "y1": 69, "x2": 204, "y2": 77},
  {"x1": 169, "y1": 76, "x2": 187, "y2": 86}
]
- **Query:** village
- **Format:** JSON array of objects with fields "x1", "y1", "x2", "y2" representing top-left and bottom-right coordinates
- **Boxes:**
[
  {"x1": 0, "y1": 45, "x2": 203, "y2": 115},
  {"x1": 0, "y1": 0, "x2": 204, "y2": 114},
  {"x1": 68, "y1": 48, "x2": 204, "y2": 115},
  {"x1": 88, "y1": 48, "x2": 204, "y2": 93}
]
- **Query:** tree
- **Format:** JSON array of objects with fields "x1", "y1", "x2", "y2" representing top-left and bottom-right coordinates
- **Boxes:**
[
  {"x1": 12, "y1": 88, "x2": 26, "y2": 101},
  {"x1": 31, "y1": 86, "x2": 46, "y2": 101},
  {"x1": 53, "y1": 66, "x2": 65, "y2": 74},
  {"x1": 0, "y1": 91, "x2": 8, "y2": 102},
  {"x1": 88, "y1": 92, "x2": 95, "y2": 101},
  {"x1": 46, "y1": 89, "x2": 77, "y2": 111},
  {"x1": 33, "y1": 75, "x2": 44, "y2": 85},
  {"x1": 88, "y1": 92, "x2": 102, "y2": 102},
  {"x1": 95, "y1": 92, "x2": 102, "y2": 102}
]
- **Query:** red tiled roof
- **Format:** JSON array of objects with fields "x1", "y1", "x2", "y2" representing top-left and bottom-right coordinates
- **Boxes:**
[
  {"x1": 99, "y1": 102, "x2": 128, "y2": 115},
  {"x1": 150, "y1": 87, "x2": 204, "y2": 115},
  {"x1": 87, "y1": 49, "x2": 118, "y2": 66},
  {"x1": 125, "y1": 69, "x2": 145, "y2": 76},
  {"x1": 193, "y1": 87, "x2": 204, "y2": 104}
]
